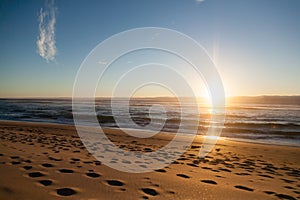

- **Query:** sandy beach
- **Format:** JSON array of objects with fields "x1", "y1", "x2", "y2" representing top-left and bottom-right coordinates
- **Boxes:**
[
  {"x1": 0, "y1": 120, "x2": 299, "y2": 200},
  {"x1": 2, "y1": 0, "x2": 300, "y2": 199}
]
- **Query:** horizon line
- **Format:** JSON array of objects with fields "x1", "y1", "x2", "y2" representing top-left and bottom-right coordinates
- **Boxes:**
[{"x1": 0, "y1": 95, "x2": 300, "y2": 99}]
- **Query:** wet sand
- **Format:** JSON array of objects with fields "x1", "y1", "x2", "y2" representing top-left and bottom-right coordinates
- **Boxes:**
[{"x1": 0, "y1": 120, "x2": 299, "y2": 200}]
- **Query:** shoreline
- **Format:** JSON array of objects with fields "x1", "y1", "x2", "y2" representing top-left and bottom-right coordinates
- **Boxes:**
[{"x1": 1, "y1": 119, "x2": 299, "y2": 148}]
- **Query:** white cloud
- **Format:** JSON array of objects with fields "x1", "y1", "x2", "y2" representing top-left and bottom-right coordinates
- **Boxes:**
[
  {"x1": 196, "y1": 0, "x2": 205, "y2": 3},
  {"x1": 37, "y1": 0, "x2": 57, "y2": 62}
]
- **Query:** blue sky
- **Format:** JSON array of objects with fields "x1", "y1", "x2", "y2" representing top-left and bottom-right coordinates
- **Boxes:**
[{"x1": 0, "y1": 0, "x2": 300, "y2": 97}]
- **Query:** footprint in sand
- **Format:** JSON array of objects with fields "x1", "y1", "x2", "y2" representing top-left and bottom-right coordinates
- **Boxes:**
[
  {"x1": 154, "y1": 169, "x2": 166, "y2": 173},
  {"x1": 191, "y1": 145, "x2": 200, "y2": 149},
  {"x1": 151, "y1": 183, "x2": 159, "y2": 187},
  {"x1": 143, "y1": 147, "x2": 152, "y2": 152},
  {"x1": 41, "y1": 163, "x2": 54, "y2": 168},
  {"x1": 117, "y1": 188, "x2": 126, "y2": 192},
  {"x1": 28, "y1": 172, "x2": 45, "y2": 178},
  {"x1": 106, "y1": 180, "x2": 124, "y2": 187},
  {"x1": 235, "y1": 172, "x2": 250, "y2": 176},
  {"x1": 122, "y1": 160, "x2": 131, "y2": 164},
  {"x1": 142, "y1": 177, "x2": 151, "y2": 183},
  {"x1": 275, "y1": 193, "x2": 297, "y2": 200},
  {"x1": 218, "y1": 168, "x2": 232, "y2": 172},
  {"x1": 176, "y1": 174, "x2": 190, "y2": 179},
  {"x1": 234, "y1": 185, "x2": 254, "y2": 192},
  {"x1": 202, "y1": 166, "x2": 212, "y2": 170},
  {"x1": 187, "y1": 163, "x2": 198, "y2": 167},
  {"x1": 86, "y1": 172, "x2": 101, "y2": 178},
  {"x1": 141, "y1": 188, "x2": 159, "y2": 196},
  {"x1": 70, "y1": 158, "x2": 80, "y2": 162},
  {"x1": 281, "y1": 178, "x2": 295, "y2": 184},
  {"x1": 11, "y1": 161, "x2": 21, "y2": 165},
  {"x1": 178, "y1": 157, "x2": 189, "y2": 161},
  {"x1": 201, "y1": 180, "x2": 217, "y2": 185},
  {"x1": 215, "y1": 175, "x2": 224, "y2": 178},
  {"x1": 39, "y1": 180, "x2": 53, "y2": 186},
  {"x1": 264, "y1": 191, "x2": 275, "y2": 195},
  {"x1": 83, "y1": 161, "x2": 93, "y2": 164},
  {"x1": 48, "y1": 156, "x2": 62, "y2": 162},
  {"x1": 10, "y1": 156, "x2": 20, "y2": 159},
  {"x1": 258, "y1": 174, "x2": 274, "y2": 179},
  {"x1": 167, "y1": 190, "x2": 175, "y2": 194},
  {"x1": 293, "y1": 191, "x2": 300, "y2": 195},
  {"x1": 56, "y1": 188, "x2": 77, "y2": 196},
  {"x1": 58, "y1": 169, "x2": 74, "y2": 173},
  {"x1": 94, "y1": 161, "x2": 101, "y2": 166},
  {"x1": 23, "y1": 166, "x2": 32, "y2": 170}
]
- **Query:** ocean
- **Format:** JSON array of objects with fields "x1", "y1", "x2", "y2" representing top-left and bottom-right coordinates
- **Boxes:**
[{"x1": 0, "y1": 97, "x2": 300, "y2": 146}]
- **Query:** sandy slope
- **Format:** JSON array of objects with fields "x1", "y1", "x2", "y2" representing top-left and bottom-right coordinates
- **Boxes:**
[{"x1": 0, "y1": 120, "x2": 299, "y2": 200}]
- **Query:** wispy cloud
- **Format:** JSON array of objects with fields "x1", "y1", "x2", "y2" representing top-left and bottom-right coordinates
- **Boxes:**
[
  {"x1": 37, "y1": 0, "x2": 57, "y2": 62},
  {"x1": 195, "y1": 0, "x2": 205, "y2": 3}
]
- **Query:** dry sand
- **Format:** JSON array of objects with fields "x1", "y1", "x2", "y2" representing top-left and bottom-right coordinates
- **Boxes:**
[{"x1": 0, "y1": 120, "x2": 299, "y2": 200}]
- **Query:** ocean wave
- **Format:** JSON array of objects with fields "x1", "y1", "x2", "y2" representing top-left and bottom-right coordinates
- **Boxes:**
[{"x1": 1, "y1": 98, "x2": 300, "y2": 146}]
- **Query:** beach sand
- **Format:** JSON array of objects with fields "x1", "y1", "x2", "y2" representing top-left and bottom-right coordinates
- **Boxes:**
[{"x1": 0, "y1": 120, "x2": 299, "y2": 200}]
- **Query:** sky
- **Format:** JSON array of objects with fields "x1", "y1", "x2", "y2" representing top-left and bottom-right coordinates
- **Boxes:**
[{"x1": 0, "y1": 0, "x2": 300, "y2": 98}]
